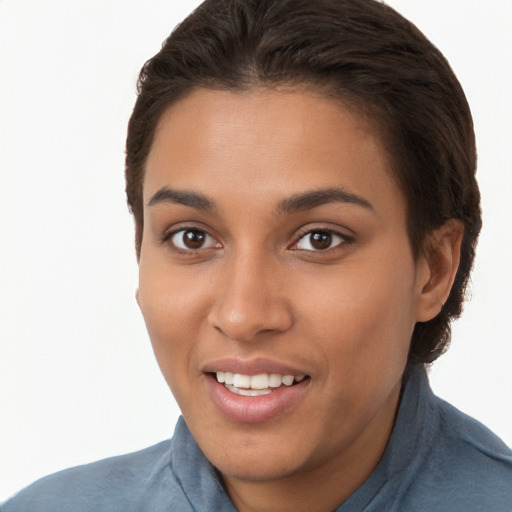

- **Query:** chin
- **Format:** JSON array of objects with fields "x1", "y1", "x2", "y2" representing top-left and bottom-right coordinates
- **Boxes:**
[
  {"x1": 214, "y1": 454, "x2": 304, "y2": 483},
  {"x1": 196, "y1": 427, "x2": 318, "y2": 484}
]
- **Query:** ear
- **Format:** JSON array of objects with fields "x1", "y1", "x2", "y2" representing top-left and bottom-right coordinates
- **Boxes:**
[{"x1": 415, "y1": 220, "x2": 464, "y2": 322}]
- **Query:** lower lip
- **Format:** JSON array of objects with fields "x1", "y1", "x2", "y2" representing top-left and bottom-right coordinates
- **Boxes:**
[{"x1": 204, "y1": 374, "x2": 310, "y2": 424}]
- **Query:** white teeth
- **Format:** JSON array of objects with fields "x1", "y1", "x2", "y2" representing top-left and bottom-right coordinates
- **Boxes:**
[
  {"x1": 215, "y1": 371, "x2": 306, "y2": 392},
  {"x1": 281, "y1": 375, "x2": 294, "y2": 386},
  {"x1": 250, "y1": 374, "x2": 269, "y2": 389},
  {"x1": 233, "y1": 374, "x2": 250, "y2": 388},
  {"x1": 225, "y1": 384, "x2": 272, "y2": 396},
  {"x1": 268, "y1": 374, "x2": 282, "y2": 388}
]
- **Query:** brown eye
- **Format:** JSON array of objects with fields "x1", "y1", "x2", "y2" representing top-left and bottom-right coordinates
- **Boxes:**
[
  {"x1": 170, "y1": 229, "x2": 218, "y2": 251},
  {"x1": 310, "y1": 232, "x2": 332, "y2": 250},
  {"x1": 295, "y1": 230, "x2": 345, "y2": 251}
]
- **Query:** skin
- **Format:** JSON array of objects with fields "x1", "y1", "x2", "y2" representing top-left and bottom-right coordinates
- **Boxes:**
[{"x1": 137, "y1": 88, "x2": 461, "y2": 512}]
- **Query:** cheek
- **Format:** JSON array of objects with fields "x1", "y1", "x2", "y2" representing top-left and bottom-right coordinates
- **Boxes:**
[
  {"x1": 138, "y1": 254, "x2": 208, "y2": 331},
  {"x1": 300, "y1": 250, "x2": 417, "y2": 372},
  {"x1": 137, "y1": 261, "x2": 207, "y2": 392},
  {"x1": 300, "y1": 267, "x2": 416, "y2": 436}
]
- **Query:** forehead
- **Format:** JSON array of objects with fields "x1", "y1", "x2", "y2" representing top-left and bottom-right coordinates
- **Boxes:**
[{"x1": 144, "y1": 88, "x2": 404, "y2": 218}]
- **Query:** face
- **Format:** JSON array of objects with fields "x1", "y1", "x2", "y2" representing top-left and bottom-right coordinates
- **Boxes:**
[{"x1": 137, "y1": 88, "x2": 430, "y2": 486}]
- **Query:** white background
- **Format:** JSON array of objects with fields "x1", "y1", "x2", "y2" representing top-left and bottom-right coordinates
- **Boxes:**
[{"x1": 0, "y1": 0, "x2": 511, "y2": 502}]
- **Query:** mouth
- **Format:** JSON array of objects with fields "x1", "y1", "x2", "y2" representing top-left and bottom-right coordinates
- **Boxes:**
[
  {"x1": 212, "y1": 371, "x2": 309, "y2": 397},
  {"x1": 202, "y1": 363, "x2": 311, "y2": 423}
]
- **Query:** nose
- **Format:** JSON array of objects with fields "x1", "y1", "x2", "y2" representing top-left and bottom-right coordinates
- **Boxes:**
[{"x1": 207, "y1": 251, "x2": 294, "y2": 342}]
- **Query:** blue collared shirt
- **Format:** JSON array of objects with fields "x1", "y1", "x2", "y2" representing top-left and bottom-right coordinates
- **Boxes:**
[{"x1": 3, "y1": 366, "x2": 512, "y2": 511}]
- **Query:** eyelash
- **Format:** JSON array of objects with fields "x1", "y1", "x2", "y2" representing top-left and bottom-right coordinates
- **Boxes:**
[
  {"x1": 161, "y1": 227, "x2": 220, "y2": 254},
  {"x1": 292, "y1": 227, "x2": 352, "y2": 252},
  {"x1": 161, "y1": 226, "x2": 353, "y2": 255}
]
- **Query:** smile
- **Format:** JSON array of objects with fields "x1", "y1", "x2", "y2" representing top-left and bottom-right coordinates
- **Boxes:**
[
  {"x1": 203, "y1": 364, "x2": 311, "y2": 423},
  {"x1": 216, "y1": 372, "x2": 307, "y2": 396}
]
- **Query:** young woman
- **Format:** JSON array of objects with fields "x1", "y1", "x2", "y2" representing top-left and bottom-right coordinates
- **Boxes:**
[{"x1": 4, "y1": 0, "x2": 511, "y2": 510}]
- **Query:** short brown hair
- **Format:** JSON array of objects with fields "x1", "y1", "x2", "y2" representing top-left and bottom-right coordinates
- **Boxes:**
[{"x1": 125, "y1": 0, "x2": 481, "y2": 365}]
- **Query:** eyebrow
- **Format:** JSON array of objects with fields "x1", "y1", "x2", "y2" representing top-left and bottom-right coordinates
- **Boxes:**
[
  {"x1": 148, "y1": 187, "x2": 217, "y2": 213},
  {"x1": 147, "y1": 186, "x2": 373, "y2": 215},
  {"x1": 277, "y1": 187, "x2": 374, "y2": 214}
]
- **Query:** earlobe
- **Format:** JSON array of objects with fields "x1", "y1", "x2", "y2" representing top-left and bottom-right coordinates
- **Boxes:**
[{"x1": 415, "y1": 220, "x2": 464, "y2": 322}]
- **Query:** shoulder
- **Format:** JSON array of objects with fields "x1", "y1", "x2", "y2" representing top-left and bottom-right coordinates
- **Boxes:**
[
  {"x1": 405, "y1": 395, "x2": 512, "y2": 511},
  {"x1": 436, "y1": 397, "x2": 512, "y2": 473},
  {"x1": 439, "y1": 396, "x2": 510, "y2": 445},
  {"x1": 1, "y1": 440, "x2": 191, "y2": 512}
]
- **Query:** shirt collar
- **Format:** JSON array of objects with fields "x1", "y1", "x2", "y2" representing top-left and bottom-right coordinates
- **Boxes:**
[{"x1": 335, "y1": 364, "x2": 439, "y2": 511}]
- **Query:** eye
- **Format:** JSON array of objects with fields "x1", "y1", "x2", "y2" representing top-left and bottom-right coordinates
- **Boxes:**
[
  {"x1": 168, "y1": 228, "x2": 219, "y2": 251},
  {"x1": 295, "y1": 229, "x2": 347, "y2": 251}
]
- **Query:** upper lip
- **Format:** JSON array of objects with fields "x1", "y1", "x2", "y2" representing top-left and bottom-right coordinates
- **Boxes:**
[{"x1": 201, "y1": 357, "x2": 309, "y2": 377}]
